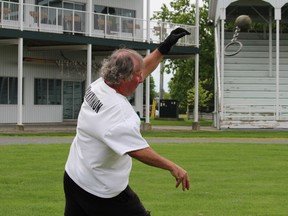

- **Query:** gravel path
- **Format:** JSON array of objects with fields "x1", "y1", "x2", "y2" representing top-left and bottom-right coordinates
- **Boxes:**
[
  {"x1": 0, "y1": 137, "x2": 287, "y2": 145},
  {"x1": 0, "y1": 124, "x2": 287, "y2": 145}
]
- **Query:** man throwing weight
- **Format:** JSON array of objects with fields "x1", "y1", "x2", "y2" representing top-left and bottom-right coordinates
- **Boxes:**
[{"x1": 64, "y1": 28, "x2": 190, "y2": 216}]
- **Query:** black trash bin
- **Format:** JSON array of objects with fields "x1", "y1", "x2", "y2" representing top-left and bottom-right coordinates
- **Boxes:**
[{"x1": 159, "y1": 99, "x2": 179, "y2": 118}]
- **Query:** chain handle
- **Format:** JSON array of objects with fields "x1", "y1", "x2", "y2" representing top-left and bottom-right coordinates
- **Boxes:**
[
  {"x1": 224, "y1": 26, "x2": 243, "y2": 56},
  {"x1": 231, "y1": 26, "x2": 240, "y2": 43}
]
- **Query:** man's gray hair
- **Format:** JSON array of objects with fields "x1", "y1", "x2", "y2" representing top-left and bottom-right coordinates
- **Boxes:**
[{"x1": 100, "y1": 49, "x2": 143, "y2": 85}]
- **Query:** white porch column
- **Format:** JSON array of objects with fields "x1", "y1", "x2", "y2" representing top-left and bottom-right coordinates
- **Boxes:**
[
  {"x1": 17, "y1": 38, "x2": 24, "y2": 130},
  {"x1": 192, "y1": 0, "x2": 200, "y2": 130},
  {"x1": 145, "y1": 0, "x2": 151, "y2": 125},
  {"x1": 220, "y1": 8, "x2": 226, "y2": 123},
  {"x1": 275, "y1": 8, "x2": 281, "y2": 120},
  {"x1": 158, "y1": 61, "x2": 164, "y2": 117},
  {"x1": 213, "y1": 24, "x2": 218, "y2": 128},
  {"x1": 214, "y1": 23, "x2": 221, "y2": 129},
  {"x1": 86, "y1": 0, "x2": 93, "y2": 88},
  {"x1": 86, "y1": 44, "x2": 92, "y2": 87},
  {"x1": 145, "y1": 50, "x2": 151, "y2": 124}
]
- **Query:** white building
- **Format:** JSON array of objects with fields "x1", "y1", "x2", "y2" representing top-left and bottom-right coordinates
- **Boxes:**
[
  {"x1": 209, "y1": 0, "x2": 288, "y2": 129},
  {"x1": 0, "y1": 0, "x2": 197, "y2": 127}
]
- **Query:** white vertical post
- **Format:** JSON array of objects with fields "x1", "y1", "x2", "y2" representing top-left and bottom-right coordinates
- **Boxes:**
[
  {"x1": 145, "y1": 50, "x2": 151, "y2": 124},
  {"x1": 193, "y1": 0, "x2": 200, "y2": 130},
  {"x1": 87, "y1": 44, "x2": 92, "y2": 87},
  {"x1": 275, "y1": 8, "x2": 281, "y2": 120},
  {"x1": 269, "y1": 8, "x2": 273, "y2": 77},
  {"x1": 17, "y1": 38, "x2": 23, "y2": 129},
  {"x1": 214, "y1": 24, "x2": 220, "y2": 128},
  {"x1": 19, "y1": 0, "x2": 23, "y2": 30},
  {"x1": 88, "y1": 0, "x2": 92, "y2": 37},
  {"x1": 145, "y1": 0, "x2": 150, "y2": 124},
  {"x1": 159, "y1": 61, "x2": 164, "y2": 117},
  {"x1": 56, "y1": 9, "x2": 59, "y2": 32},
  {"x1": 1, "y1": 1, "x2": 3, "y2": 22},
  {"x1": 104, "y1": 15, "x2": 107, "y2": 35},
  {"x1": 72, "y1": 10, "x2": 75, "y2": 33},
  {"x1": 39, "y1": 6, "x2": 41, "y2": 29},
  {"x1": 216, "y1": 23, "x2": 222, "y2": 129},
  {"x1": 159, "y1": 62, "x2": 164, "y2": 100},
  {"x1": 146, "y1": 0, "x2": 150, "y2": 43},
  {"x1": 213, "y1": 25, "x2": 217, "y2": 128},
  {"x1": 86, "y1": 0, "x2": 92, "y2": 88},
  {"x1": 276, "y1": 19, "x2": 280, "y2": 120},
  {"x1": 220, "y1": 10, "x2": 225, "y2": 122}
]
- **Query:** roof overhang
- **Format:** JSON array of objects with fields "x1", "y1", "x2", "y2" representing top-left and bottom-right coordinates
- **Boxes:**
[{"x1": 0, "y1": 28, "x2": 199, "y2": 59}]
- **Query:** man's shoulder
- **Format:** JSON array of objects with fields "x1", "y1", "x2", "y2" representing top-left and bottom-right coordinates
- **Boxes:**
[{"x1": 85, "y1": 78, "x2": 135, "y2": 118}]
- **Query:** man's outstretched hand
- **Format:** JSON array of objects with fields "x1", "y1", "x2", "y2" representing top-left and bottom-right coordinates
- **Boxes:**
[
  {"x1": 158, "y1": 27, "x2": 191, "y2": 55},
  {"x1": 170, "y1": 164, "x2": 190, "y2": 191}
]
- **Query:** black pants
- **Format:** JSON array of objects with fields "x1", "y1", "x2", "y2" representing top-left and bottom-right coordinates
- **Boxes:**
[{"x1": 64, "y1": 172, "x2": 151, "y2": 216}]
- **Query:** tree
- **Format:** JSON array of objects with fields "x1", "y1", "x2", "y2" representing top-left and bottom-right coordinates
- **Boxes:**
[
  {"x1": 187, "y1": 79, "x2": 213, "y2": 112},
  {"x1": 153, "y1": 0, "x2": 214, "y2": 113}
]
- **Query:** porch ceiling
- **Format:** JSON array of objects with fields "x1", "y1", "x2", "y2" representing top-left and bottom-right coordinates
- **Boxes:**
[
  {"x1": 226, "y1": 5, "x2": 271, "y2": 22},
  {"x1": 226, "y1": 2, "x2": 288, "y2": 23},
  {"x1": 0, "y1": 28, "x2": 198, "y2": 59}
]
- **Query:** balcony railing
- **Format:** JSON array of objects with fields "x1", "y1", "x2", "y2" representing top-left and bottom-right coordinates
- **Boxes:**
[{"x1": 0, "y1": 1, "x2": 196, "y2": 46}]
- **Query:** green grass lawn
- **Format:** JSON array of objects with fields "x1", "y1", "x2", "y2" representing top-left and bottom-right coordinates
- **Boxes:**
[{"x1": 0, "y1": 142, "x2": 287, "y2": 216}]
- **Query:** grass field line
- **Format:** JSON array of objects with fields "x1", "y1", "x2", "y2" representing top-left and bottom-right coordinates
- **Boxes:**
[{"x1": 0, "y1": 136, "x2": 287, "y2": 145}]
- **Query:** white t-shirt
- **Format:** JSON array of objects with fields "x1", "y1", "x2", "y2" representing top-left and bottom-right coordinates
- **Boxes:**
[{"x1": 65, "y1": 77, "x2": 149, "y2": 198}]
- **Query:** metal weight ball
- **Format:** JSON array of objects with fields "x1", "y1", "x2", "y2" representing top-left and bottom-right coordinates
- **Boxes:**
[{"x1": 235, "y1": 15, "x2": 252, "y2": 31}]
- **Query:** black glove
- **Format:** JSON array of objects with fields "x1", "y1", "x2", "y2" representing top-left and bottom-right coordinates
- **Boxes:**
[{"x1": 158, "y1": 27, "x2": 191, "y2": 55}]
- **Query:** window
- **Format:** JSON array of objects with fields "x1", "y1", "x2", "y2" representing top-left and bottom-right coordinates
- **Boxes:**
[
  {"x1": 63, "y1": 2, "x2": 85, "y2": 11},
  {"x1": 94, "y1": 5, "x2": 107, "y2": 14},
  {"x1": 94, "y1": 5, "x2": 136, "y2": 33},
  {"x1": 37, "y1": 0, "x2": 62, "y2": 7},
  {"x1": 0, "y1": 77, "x2": 22, "y2": 104},
  {"x1": 34, "y1": 1, "x2": 62, "y2": 25},
  {"x1": 122, "y1": 9, "x2": 136, "y2": 18},
  {"x1": 2, "y1": 0, "x2": 19, "y2": 21},
  {"x1": 35, "y1": 79, "x2": 61, "y2": 105},
  {"x1": 94, "y1": 5, "x2": 136, "y2": 18}
]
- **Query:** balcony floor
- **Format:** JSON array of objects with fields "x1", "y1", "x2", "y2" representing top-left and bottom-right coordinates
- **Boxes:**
[{"x1": 0, "y1": 28, "x2": 199, "y2": 58}]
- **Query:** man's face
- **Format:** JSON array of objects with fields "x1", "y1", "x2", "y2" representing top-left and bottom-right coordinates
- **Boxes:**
[{"x1": 119, "y1": 58, "x2": 144, "y2": 96}]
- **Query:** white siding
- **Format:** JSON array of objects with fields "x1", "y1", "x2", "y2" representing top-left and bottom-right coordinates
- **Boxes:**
[
  {"x1": 0, "y1": 45, "x2": 143, "y2": 123},
  {"x1": 0, "y1": 1, "x2": 146, "y2": 124},
  {"x1": 0, "y1": 105, "x2": 18, "y2": 123},
  {"x1": 0, "y1": 45, "x2": 90, "y2": 123}
]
